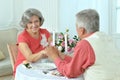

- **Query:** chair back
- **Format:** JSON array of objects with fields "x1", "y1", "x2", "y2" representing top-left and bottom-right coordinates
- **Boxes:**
[{"x1": 7, "y1": 43, "x2": 18, "y2": 70}]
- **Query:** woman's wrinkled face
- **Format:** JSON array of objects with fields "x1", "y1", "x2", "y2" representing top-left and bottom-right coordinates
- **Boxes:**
[{"x1": 26, "y1": 15, "x2": 40, "y2": 33}]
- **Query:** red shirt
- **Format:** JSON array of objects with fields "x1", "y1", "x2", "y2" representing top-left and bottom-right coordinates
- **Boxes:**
[
  {"x1": 14, "y1": 28, "x2": 50, "y2": 75},
  {"x1": 54, "y1": 40, "x2": 95, "y2": 78}
]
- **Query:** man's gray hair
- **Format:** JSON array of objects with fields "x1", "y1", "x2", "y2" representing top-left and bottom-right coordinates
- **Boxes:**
[
  {"x1": 20, "y1": 8, "x2": 44, "y2": 28},
  {"x1": 76, "y1": 9, "x2": 99, "y2": 33}
]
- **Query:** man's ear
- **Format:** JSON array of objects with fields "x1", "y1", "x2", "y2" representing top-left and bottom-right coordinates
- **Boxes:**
[{"x1": 80, "y1": 27, "x2": 86, "y2": 35}]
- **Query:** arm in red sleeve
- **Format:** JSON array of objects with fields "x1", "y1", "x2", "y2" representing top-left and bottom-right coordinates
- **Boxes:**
[
  {"x1": 63, "y1": 55, "x2": 72, "y2": 63},
  {"x1": 54, "y1": 40, "x2": 95, "y2": 78}
]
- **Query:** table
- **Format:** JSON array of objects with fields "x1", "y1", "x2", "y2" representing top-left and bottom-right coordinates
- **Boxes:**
[{"x1": 15, "y1": 60, "x2": 84, "y2": 80}]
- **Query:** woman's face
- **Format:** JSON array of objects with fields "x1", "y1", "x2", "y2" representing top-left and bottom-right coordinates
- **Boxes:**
[{"x1": 26, "y1": 15, "x2": 40, "y2": 33}]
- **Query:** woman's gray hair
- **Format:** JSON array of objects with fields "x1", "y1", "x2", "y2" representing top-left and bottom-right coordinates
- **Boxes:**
[
  {"x1": 76, "y1": 9, "x2": 99, "y2": 33},
  {"x1": 20, "y1": 8, "x2": 44, "y2": 28}
]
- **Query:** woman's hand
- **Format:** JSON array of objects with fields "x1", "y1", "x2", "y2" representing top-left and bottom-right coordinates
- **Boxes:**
[
  {"x1": 40, "y1": 50, "x2": 48, "y2": 59},
  {"x1": 45, "y1": 46, "x2": 59, "y2": 61}
]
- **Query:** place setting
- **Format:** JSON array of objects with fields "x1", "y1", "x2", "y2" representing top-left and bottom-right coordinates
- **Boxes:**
[{"x1": 22, "y1": 60, "x2": 63, "y2": 77}]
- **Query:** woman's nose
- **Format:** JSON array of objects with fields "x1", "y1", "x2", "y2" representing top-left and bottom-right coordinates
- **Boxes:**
[{"x1": 32, "y1": 23, "x2": 35, "y2": 27}]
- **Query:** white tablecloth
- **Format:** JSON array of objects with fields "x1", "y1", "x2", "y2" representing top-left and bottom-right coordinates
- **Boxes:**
[{"x1": 15, "y1": 60, "x2": 83, "y2": 80}]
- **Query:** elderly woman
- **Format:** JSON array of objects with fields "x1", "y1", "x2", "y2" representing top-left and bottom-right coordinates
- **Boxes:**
[
  {"x1": 45, "y1": 9, "x2": 120, "y2": 80},
  {"x1": 14, "y1": 8, "x2": 52, "y2": 76}
]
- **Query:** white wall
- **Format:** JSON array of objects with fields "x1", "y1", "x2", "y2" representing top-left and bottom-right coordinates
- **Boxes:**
[
  {"x1": 0, "y1": 0, "x2": 14, "y2": 29},
  {"x1": 0, "y1": 0, "x2": 59, "y2": 31},
  {"x1": 59, "y1": 0, "x2": 78, "y2": 37}
]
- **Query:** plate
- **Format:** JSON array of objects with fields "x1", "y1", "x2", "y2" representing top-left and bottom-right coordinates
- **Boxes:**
[{"x1": 31, "y1": 63, "x2": 56, "y2": 70}]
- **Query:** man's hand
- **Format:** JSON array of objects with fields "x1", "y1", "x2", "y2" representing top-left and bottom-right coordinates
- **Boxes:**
[
  {"x1": 45, "y1": 46, "x2": 59, "y2": 61},
  {"x1": 58, "y1": 51, "x2": 66, "y2": 60}
]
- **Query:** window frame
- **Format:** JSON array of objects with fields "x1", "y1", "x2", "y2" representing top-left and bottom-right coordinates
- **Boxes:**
[{"x1": 109, "y1": 0, "x2": 120, "y2": 35}]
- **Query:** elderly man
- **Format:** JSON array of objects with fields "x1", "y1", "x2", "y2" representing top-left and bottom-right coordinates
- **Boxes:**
[{"x1": 45, "y1": 9, "x2": 120, "y2": 80}]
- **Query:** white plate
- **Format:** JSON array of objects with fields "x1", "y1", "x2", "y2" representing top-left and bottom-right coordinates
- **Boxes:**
[{"x1": 31, "y1": 63, "x2": 56, "y2": 70}]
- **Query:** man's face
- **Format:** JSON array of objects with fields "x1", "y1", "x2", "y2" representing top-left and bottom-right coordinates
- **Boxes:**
[
  {"x1": 76, "y1": 24, "x2": 85, "y2": 39},
  {"x1": 76, "y1": 24, "x2": 81, "y2": 38}
]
